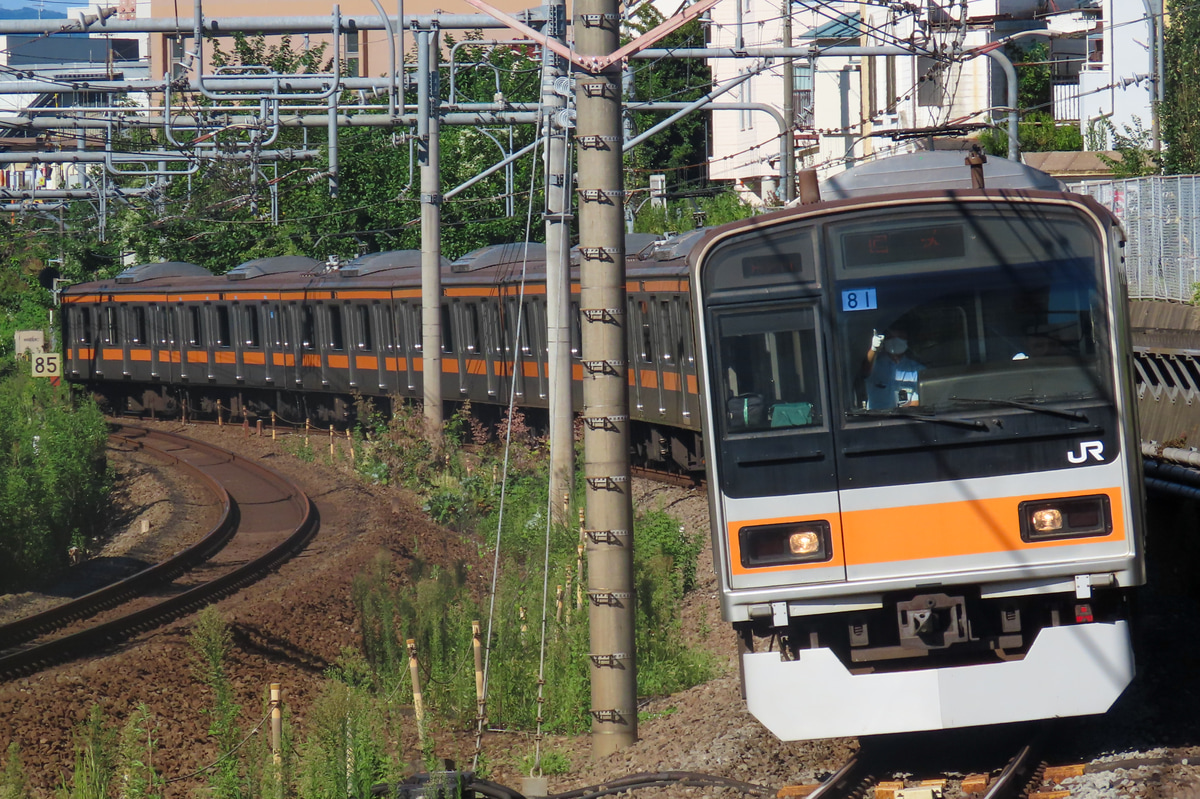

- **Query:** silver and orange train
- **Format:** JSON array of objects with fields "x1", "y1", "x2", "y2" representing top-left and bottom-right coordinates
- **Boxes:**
[
  {"x1": 61, "y1": 151, "x2": 1144, "y2": 739},
  {"x1": 60, "y1": 238, "x2": 704, "y2": 473},
  {"x1": 690, "y1": 152, "x2": 1144, "y2": 739}
]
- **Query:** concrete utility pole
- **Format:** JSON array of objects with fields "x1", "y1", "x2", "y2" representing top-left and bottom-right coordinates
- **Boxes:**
[
  {"x1": 544, "y1": 0, "x2": 573, "y2": 527},
  {"x1": 418, "y1": 27, "x2": 443, "y2": 431},
  {"x1": 780, "y1": 0, "x2": 794, "y2": 202},
  {"x1": 575, "y1": 0, "x2": 638, "y2": 758}
]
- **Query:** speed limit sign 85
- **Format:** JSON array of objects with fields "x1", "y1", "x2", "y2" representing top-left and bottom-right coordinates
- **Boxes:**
[{"x1": 32, "y1": 353, "x2": 61, "y2": 377}]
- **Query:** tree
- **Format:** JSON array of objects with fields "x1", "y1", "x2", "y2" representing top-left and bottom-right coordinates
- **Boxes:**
[
  {"x1": 624, "y1": 10, "x2": 712, "y2": 194},
  {"x1": 1161, "y1": 5, "x2": 1200, "y2": 173}
]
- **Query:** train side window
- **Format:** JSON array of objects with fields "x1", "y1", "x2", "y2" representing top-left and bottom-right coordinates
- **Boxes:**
[
  {"x1": 127, "y1": 306, "x2": 147, "y2": 345},
  {"x1": 79, "y1": 307, "x2": 92, "y2": 344},
  {"x1": 328, "y1": 304, "x2": 345, "y2": 351},
  {"x1": 215, "y1": 305, "x2": 231, "y2": 347},
  {"x1": 105, "y1": 306, "x2": 120, "y2": 345},
  {"x1": 569, "y1": 301, "x2": 581, "y2": 359},
  {"x1": 462, "y1": 303, "x2": 479, "y2": 354},
  {"x1": 518, "y1": 299, "x2": 532, "y2": 355},
  {"x1": 658, "y1": 299, "x2": 674, "y2": 363},
  {"x1": 268, "y1": 306, "x2": 284, "y2": 347},
  {"x1": 357, "y1": 305, "x2": 373, "y2": 351},
  {"x1": 676, "y1": 297, "x2": 694, "y2": 367},
  {"x1": 301, "y1": 306, "x2": 316, "y2": 350},
  {"x1": 637, "y1": 300, "x2": 653, "y2": 364},
  {"x1": 188, "y1": 307, "x2": 201, "y2": 346},
  {"x1": 242, "y1": 305, "x2": 261, "y2": 347},
  {"x1": 441, "y1": 305, "x2": 455, "y2": 354},
  {"x1": 150, "y1": 305, "x2": 166, "y2": 345}
]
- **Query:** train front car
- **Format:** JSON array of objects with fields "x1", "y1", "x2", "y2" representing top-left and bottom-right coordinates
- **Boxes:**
[{"x1": 690, "y1": 156, "x2": 1144, "y2": 741}]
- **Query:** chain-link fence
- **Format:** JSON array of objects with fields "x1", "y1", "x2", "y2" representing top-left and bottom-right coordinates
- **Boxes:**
[{"x1": 1070, "y1": 175, "x2": 1200, "y2": 302}]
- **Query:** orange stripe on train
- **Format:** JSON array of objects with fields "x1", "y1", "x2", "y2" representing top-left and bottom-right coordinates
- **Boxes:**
[{"x1": 838, "y1": 488, "x2": 1125, "y2": 565}]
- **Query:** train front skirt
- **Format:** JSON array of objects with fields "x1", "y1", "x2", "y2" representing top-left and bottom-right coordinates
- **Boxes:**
[{"x1": 743, "y1": 620, "x2": 1133, "y2": 740}]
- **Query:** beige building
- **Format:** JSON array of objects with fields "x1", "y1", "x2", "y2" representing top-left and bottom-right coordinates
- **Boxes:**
[{"x1": 143, "y1": 0, "x2": 535, "y2": 80}]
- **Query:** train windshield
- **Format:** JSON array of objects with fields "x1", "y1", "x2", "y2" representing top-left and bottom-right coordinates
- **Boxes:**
[{"x1": 830, "y1": 205, "x2": 1111, "y2": 417}]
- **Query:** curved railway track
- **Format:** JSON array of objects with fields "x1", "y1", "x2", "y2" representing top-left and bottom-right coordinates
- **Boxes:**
[{"x1": 0, "y1": 424, "x2": 318, "y2": 680}]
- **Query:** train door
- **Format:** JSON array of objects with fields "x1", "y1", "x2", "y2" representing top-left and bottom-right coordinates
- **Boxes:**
[
  {"x1": 296, "y1": 302, "x2": 322, "y2": 391},
  {"x1": 157, "y1": 303, "x2": 178, "y2": 383},
  {"x1": 209, "y1": 304, "x2": 233, "y2": 383},
  {"x1": 98, "y1": 304, "x2": 120, "y2": 379},
  {"x1": 627, "y1": 295, "x2": 649, "y2": 416},
  {"x1": 66, "y1": 304, "x2": 96, "y2": 379},
  {"x1": 526, "y1": 297, "x2": 547, "y2": 402},
  {"x1": 374, "y1": 301, "x2": 396, "y2": 394},
  {"x1": 481, "y1": 299, "x2": 502, "y2": 400},
  {"x1": 454, "y1": 300, "x2": 485, "y2": 399},
  {"x1": 262, "y1": 303, "x2": 280, "y2": 387},
  {"x1": 324, "y1": 302, "x2": 348, "y2": 391},
  {"x1": 394, "y1": 301, "x2": 419, "y2": 395},
  {"x1": 674, "y1": 295, "x2": 697, "y2": 425},
  {"x1": 708, "y1": 301, "x2": 844, "y2": 585},
  {"x1": 147, "y1": 304, "x2": 162, "y2": 382},
  {"x1": 177, "y1": 305, "x2": 199, "y2": 383},
  {"x1": 504, "y1": 298, "x2": 526, "y2": 401}
]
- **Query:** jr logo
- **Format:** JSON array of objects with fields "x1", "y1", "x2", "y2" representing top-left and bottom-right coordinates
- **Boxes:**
[{"x1": 1067, "y1": 440, "x2": 1105, "y2": 464}]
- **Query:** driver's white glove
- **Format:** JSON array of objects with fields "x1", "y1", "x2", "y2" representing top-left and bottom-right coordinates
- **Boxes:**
[{"x1": 870, "y1": 333, "x2": 885, "y2": 352}]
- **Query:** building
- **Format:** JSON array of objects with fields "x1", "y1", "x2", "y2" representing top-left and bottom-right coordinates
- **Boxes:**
[{"x1": 707, "y1": 0, "x2": 1157, "y2": 202}]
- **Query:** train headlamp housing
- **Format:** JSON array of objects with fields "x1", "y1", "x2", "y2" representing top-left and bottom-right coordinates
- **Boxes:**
[
  {"x1": 1019, "y1": 495, "x2": 1111, "y2": 542},
  {"x1": 739, "y1": 520, "x2": 832, "y2": 568}
]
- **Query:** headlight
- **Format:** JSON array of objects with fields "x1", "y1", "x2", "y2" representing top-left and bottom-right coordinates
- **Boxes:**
[
  {"x1": 739, "y1": 521, "x2": 832, "y2": 568},
  {"x1": 1019, "y1": 495, "x2": 1111, "y2": 542}
]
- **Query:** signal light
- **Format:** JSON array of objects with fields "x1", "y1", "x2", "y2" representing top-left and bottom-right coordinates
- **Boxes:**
[{"x1": 1075, "y1": 603, "x2": 1094, "y2": 623}]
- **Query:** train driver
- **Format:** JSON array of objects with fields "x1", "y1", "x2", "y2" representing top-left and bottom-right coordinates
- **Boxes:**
[{"x1": 863, "y1": 325, "x2": 924, "y2": 408}]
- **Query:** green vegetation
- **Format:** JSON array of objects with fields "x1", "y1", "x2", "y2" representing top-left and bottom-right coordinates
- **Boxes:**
[
  {"x1": 0, "y1": 365, "x2": 110, "y2": 593},
  {"x1": 1162, "y1": 7, "x2": 1200, "y2": 174},
  {"x1": 349, "y1": 403, "x2": 716, "y2": 734}
]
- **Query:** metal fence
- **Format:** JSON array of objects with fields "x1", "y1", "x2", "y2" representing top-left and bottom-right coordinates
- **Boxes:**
[{"x1": 1070, "y1": 175, "x2": 1200, "y2": 302}]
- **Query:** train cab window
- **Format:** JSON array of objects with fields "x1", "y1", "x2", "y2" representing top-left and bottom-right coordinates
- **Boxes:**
[
  {"x1": 356, "y1": 305, "x2": 373, "y2": 351},
  {"x1": 105, "y1": 306, "x2": 120, "y2": 345},
  {"x1": 188, "y1": 307, "x2": 201, "y2": 346},
  {"x1": 241, "y1": 305, "x2": 260, "y2": 347},
  {"x1": 301, "y1": 306, "x2": 316, "y2": 350},
  {"x1": 328, "y1": 305, "x2": 345, "y2": 351},
  {"x1": 716, "y1": 306, "x2": 822, "y2": 433},
  {"x1": 831, "y1": 208, "x2": 1109, "y2": 416},
  {"x1": 215, "y1": 306, "x2": 231, "y2": 347}
]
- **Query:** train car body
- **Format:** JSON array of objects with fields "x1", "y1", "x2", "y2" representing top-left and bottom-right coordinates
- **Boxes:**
[
  {"x1": 59, "y1": 237, "x2": 704, "y2": 473},
  {"x1": 690, "y1": 153, "x2": 1145, "y2": 739}
]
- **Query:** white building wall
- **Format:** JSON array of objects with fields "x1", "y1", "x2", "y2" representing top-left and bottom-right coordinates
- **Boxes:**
[{"x1": 1079, "y1": 0, "x2": 1155, "y2": 143}]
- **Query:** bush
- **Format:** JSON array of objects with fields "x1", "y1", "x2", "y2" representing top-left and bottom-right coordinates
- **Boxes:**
[{"x1": 0, "y1": 363, "x2": 110, "y2": 592}]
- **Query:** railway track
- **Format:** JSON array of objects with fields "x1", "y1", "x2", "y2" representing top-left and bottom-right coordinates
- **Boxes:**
[
  {"x1": 0, "y1": 423, "x2": 318, "y2": 680},
  {"x1": 799, "y1": 728, "x2": 1052, "y2": 799}
]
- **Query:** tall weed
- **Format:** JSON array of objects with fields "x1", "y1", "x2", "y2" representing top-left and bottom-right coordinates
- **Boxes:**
[{"x1": 189, "y1": 607, "x2": 244, "y2": 799}]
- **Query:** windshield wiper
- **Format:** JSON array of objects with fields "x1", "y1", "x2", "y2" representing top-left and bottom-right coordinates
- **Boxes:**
[
  {"x1": 850, "y1": 408, "x2": 989, "y2": 430},
  {"x1": 948, "y1": 396, "x2": 1089, "y2": 422}
]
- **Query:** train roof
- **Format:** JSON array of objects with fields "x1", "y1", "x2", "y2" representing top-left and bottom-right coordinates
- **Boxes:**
[{"x1": 819, "y1": 152, "x2": 1064, "y2": 199}]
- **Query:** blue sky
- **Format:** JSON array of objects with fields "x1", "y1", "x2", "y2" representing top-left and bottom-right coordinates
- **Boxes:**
[{"x1": 0, "y1": 0, "x2": 68, "y2": 14}]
